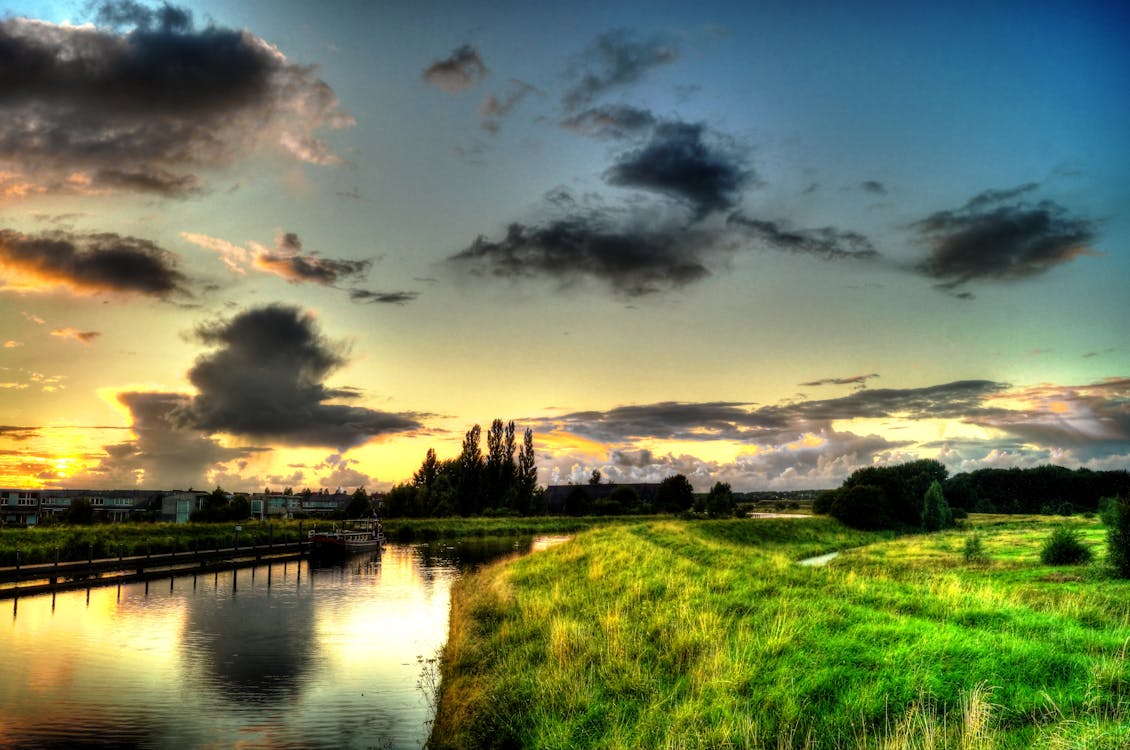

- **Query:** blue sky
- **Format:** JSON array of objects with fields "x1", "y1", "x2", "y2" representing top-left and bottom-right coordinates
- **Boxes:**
[{"x1": 0, "y1": 0, "x2": 1125, "y2": 492}]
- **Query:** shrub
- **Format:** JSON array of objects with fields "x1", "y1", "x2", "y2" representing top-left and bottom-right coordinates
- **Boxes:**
[
  {"x1": 963, "y1": 533, "x2": 990, "y2": 565},
  {"x1": 1040, "y1": 525, "x2": 1093, "y2": 566}
]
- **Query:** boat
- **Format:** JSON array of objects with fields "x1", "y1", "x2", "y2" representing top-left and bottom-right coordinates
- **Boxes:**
[{"x1": 307, "y1": 518, "x2": 384, "y2": 557}]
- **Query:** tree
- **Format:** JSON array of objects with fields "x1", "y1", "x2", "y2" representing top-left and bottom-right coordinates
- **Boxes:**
[
  {"x1": 706, "y1": 481, "x2": 736, "y2": 518},
  {"x1": 516, "y1": 428, "x2": 537, "y2": 515},
  {"x1": 456, "y1": 424, "x2": 483, "y2": 515},
  {"x1": 656, "y1": 474, "x2": 694, "y2": 513},
  {"x1": 829, "y1": 484, "x2": 889, "y2": 530},
  {"x1": 66, "y1": 497, "x2": 95, "y2": 525},
  {"x1": 1107, "y1": 495, "x2": 1130, "y2": 578},
  {"x1": 345, "y1": 487, "x2": 373, "y2": 518},
  {"x1": 829, "y1": 460, "x2": 948, "y2": 530},
  {"x1": 564, "y1": 486, "x2": 591, "y2": 516},
  {"x1": 589, "y1": 469, "x2": 602, "y2": 485},
  {"x1": 921, "y1": 480, "x2": 950, "y2": 532}
]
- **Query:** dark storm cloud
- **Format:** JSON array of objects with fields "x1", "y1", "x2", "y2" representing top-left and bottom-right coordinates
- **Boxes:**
[
  {"x1": 859, "y1": 180, "x2": 887, "y2": 195},
  {"x1": 0, "y1": 229, "x2": 188, "y2": 297},
  {"x1": 92, "y1": 168, "x2": 202, "y2": 197},
  {"x1": 348, "y1": 289, "x2": 419, "y2": 305},
  {"x1": 540, "y1": 380, "x2": 1010, "y2": 444},
  {"x1": 0, "y1": 3, "x2": 352, "y2": 196},
  {"x1": 800, "y1": 373, "x2": 880, "y2": 388},
  {"x1": 421, "y1": 44, "x2": 488, "y2": 94},
  {"x1": 561, "y1": 104, "x2": 658, "y2": 139},
  {"x1": 254, "y1": 233, "x2": 371, "y2": 285},
  {"x1": 177, "y1": 304, "x2": 421, "y2": 449},
  {"x1": 562, "y1": 29, "x2": 679, "y2": 111},
  {"x1": 913, "y1": 186, "x2": 1098, "y2": 291},
  {"x1": 447, "y1": 216, "x2": 721, "y2": 297},
  {"x1": 728, "y1": 214, "x2": 880, "y2": 261},
  {"x1": 75, "y1": 391, "x2": 256, "y2": 489},
  {"x1": 605, "y1": 121, "x2": 750, "y2": 219},
  {"x1": 94, "y1": 0, "x2": 192, "y2": 32}
]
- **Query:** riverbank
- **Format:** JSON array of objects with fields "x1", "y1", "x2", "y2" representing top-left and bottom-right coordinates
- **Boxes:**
[{"x1": 430, "y1": 515, "x2": 1129, "y2": 749}]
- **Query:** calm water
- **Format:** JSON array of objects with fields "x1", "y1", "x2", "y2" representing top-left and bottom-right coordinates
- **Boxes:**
[{"x1": 0, "y1": 538, "x2": 550, "y2": 749}]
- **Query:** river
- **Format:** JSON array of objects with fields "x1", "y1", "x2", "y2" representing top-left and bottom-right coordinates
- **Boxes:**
[{"x1": 0, "y1": 537, "x2": 548, "y2": 749}]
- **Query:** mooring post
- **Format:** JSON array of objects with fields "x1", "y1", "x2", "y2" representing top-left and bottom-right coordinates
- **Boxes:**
[
  {"x1": 88, "y1": 543, "x2": 93, "y2": 565},
  {"x1": 15, "y1": 549, "x2": 20, "y2": 575},
  {"x1": 118, "y1": 545, "x2": 123, "y2": 561}
]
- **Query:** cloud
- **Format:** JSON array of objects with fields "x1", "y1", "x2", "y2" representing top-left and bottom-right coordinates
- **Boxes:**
[
  {"x1": 422, "y1": 44, "x2": 488, "y2": 93},
  {"x1": 71, "y1": 391, "x2": 256, "y2": 489},
  {"x1": 531, "y1": 377, "x2": 1130, "y2": 490},
  {"x1": 183, "y1": 231, "x2": 370, "y2": 286},
  {"x1": 913, "y1": 185, "x2": 1098, "y2": 291},
  {"x1": 562, "y1": 29, "x2": 678, "y2": 111},
  {"x1": 728, "y1": 214, "x2": 880, "y2": 261},
  {"x1": 50, "y1": 328, "x2": 101, "y2": 345},
  {"x1": 252, "y1": 233, "x2": 371, "y2": 285},
  {"x1": 0, "y1": 229, "x2": 189, "y2": 297},
  {"x1": 538, "y1": 380, "x2": 1009, "y2": 445},
  {"x1": 176, "y1": 304, "x2": 422, "y2": 449},
  {"x1": 0, "y1": 3, "x2": 353, "y2": 197},
  {"x1": 479, "y1": 79, "x2": 537, "y2": 133},
  {"x1": 800, "y1": 373, "x2": 880, "y2": 389},
  {"x1": 965, "y1": 378, "x2": 1130, "y2": 458},
  {"x1": 314, "y1": 453, "x2": 373, "y2": 491},
  {"x1": 348, "y1": 289, "x2": 419, "y2": 305},
  {"x1": 561, "y1": 104, "x2": 658, "y2": 139},
  {"x1": 448, "y1": 215, "x2": 725, "y2": 297},
  {"x1": 859, "y1": 180, "x2": 887, "y2": 195},
  {"x1": 604, "y1": 121, "x2": 750, "y2": 219}
]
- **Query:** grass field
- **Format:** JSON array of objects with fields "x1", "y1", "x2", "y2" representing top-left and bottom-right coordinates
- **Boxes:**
[{"x1": 430, "y1": 515, "x2": 1130, "y2": 749}]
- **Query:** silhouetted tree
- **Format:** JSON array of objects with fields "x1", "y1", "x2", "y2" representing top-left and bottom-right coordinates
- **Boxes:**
[
  {"x1": 656, "y1": 474, "x2": 694, "y2": 513},
  {"x1": 344, "y1": 487, "x2": 373, "y2": 518},
  {"x1": 66, "y1": 497, "x2": 95, "y2": 525},
  {"x1": 706, "y1": 481, "x2": 736, "y2": 518},
  {"x1": 456, "y1": 424, "x2": 483, "y2": 515},
  {"x1": 516, "y1": 428, "x2": 537, "y2": 514},
  {"x1": 589, "y1": 469, "x2": 602, "y2": 485}
]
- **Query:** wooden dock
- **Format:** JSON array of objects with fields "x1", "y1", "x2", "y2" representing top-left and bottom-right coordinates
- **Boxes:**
[{"x1": 0, "y1": 541, "x2": 310, "y2": 598}]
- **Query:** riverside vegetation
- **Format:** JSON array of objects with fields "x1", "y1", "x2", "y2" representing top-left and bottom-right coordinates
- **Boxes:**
[{"x1": 430, "y1": 515, "x2": 1130, "y2": 749}]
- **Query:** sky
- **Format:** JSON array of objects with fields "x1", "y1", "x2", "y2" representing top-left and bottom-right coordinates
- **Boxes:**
[{"x1": 0, "y1": 0, "x2": 1126, "y2": 494}]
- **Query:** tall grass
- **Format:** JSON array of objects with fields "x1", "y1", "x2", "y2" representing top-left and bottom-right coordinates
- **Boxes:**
[{"x1": 431, "y1": 516, "x2": 1130, "y2": 749}]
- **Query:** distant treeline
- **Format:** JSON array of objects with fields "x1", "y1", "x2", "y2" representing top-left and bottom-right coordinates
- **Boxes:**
[
  {"x1": 943, "y1": 465, "x2": 1130, "y2": 515},
  {"x1": 815, "y1": 460, "x2": 1130, "y2": 531}
]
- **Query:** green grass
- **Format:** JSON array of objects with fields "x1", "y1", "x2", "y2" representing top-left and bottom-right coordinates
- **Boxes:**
[
  {"x1": 0, "y1": 520, "x2": 308, "y2": 565},
  {"x1": 430, "y1": 515, "x2": 1130, "y2": 749}
]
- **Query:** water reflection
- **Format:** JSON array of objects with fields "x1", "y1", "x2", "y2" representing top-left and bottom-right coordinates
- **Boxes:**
[{"x1": 0, "y1": 538, "x2": 536, "y2": 749}]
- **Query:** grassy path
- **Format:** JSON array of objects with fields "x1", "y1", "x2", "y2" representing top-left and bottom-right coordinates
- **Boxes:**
[{"x1": 430, "y1": 516, "x2": 1129, "y2": 749}]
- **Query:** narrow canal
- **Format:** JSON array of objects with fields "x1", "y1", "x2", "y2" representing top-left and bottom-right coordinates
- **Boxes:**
[{"x1": 0, "y1": 537, "x2": 550, "y2": 749}]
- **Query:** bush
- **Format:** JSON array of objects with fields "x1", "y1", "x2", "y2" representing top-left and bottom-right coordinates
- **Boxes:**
[
  {"x1": 1040, "y1": 525, "x2": 1093, "y2": 566},
  {"x1": 962, "y1": 533, "x2": 990, "y2": 565}
]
